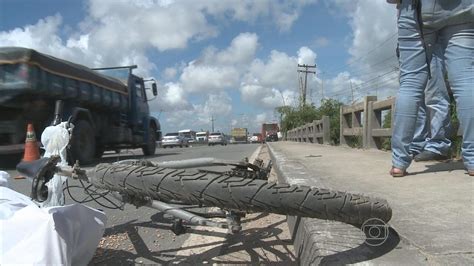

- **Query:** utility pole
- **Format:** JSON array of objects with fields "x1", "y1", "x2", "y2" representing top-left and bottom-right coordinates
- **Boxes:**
[
  {"x1": 210, "y1": 116, "x2": 215, "y2": 132},
  {"x1": 350, "y1": 80, "x2": 354, "y2": 103},
  {"x1": 321, "y1": 78, "x2": 324, "y2": 101},
  {"x1": 297, "y1": 64, "x2": 316, "y2": 106}
]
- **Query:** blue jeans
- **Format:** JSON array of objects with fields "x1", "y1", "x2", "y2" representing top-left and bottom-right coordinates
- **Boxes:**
[
  {"x1": 409, "y1": 48, "x2": 451, "y2": 157},
  {"x1": 392, "y1": 0, "x2": 474, "y2": 171}
]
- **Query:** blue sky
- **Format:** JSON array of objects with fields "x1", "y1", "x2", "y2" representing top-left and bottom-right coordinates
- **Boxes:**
[{"x1": 0, "y1": 0, "x2": 399, "y2": 134}]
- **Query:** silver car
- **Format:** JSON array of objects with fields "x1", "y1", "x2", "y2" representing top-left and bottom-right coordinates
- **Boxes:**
[
  {"x1": 161, "y1": 133, "x2": 188, "y2": 148},
  {"x1": 208, "y1": 132, "x2": 227, "y2": 146}
]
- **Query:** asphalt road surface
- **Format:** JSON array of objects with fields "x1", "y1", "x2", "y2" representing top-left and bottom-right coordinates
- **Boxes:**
[{"x1": 2, "y1": 143, "x2": 295, "y2": 265}]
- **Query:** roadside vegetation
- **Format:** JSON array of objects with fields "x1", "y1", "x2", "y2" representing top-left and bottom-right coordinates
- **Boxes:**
[{"x1": 276, "y1": 99, "x2": 342, "y2": 145}]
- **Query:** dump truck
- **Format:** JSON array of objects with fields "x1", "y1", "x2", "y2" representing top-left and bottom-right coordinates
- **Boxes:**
[
  {"x1": 230, "y1": 128, "x2": 248, "y2": 144},
  {"x1": 0, "y1": 47, "x2": 161, "y2": 164},
  {"x1": 261, "y1": 123, "x2": 279, "y2": 142}
]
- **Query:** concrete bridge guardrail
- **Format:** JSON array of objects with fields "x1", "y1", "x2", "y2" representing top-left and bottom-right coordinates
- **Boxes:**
[{"x1": 286, "y1": 116, "x2": 330, "y2": 144}]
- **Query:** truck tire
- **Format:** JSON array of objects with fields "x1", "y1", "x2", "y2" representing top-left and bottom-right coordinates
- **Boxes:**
[
  {"x1": 142, "y1": 126, "x2": 156, "y2": 156},
  {"x1": 70, "y1": 120, "x2": 96, "y2": 165},
  {"x1": 91, "y1": 164, "x2": 392, "y2": 226},
  {"x1": 95, "y1": 146, "x2": 105, "y2": 159}
]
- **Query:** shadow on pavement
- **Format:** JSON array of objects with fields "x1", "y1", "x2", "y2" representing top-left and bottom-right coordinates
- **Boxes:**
[
  {"x1": 318, "y1": 227, "x2": 400, "y2": 265},
  {"x1": 0, "y1": 154, "x2": 23, "y2": 170},
  {"x1": 89, "y1": 212, "x2": 297, "y2": 265},
  {"x1": 409, "y1": 159, "x2": 465, "y2": 176}
]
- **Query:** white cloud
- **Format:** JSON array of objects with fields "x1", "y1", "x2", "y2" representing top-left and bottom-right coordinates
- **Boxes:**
[
  {"x1": 162, "y1": 92, "x2": 233, "y2": 133},
  {"x1": 1, "y1": 0, "x2": 315, "y2": 78},
  {"x1": 202, "y1": 92, "x2": 233, "y2": 118},
  {"x1": 239, "y1": 46, "x2": 318, "y2": 109},
  {"x1": 162, "y1": 67, "x2": 178, "y2": 80},
  {"x1": 87, "y1": 0, "x2": 218, "y2": 52},
  {"x1": 199, "y1": 0, "x2": 317, "y2": 32},
  {"x1": 255, "y1": 113, "x2": 268, "y2": 125},
  {"x1": 163, "y1": 82, "x2": 188, "y2": 107},
  {"x1": 247, "y1": 50, "x2": 297, "y2": 89},
  {"x1": 148, "y1": 82, "x2": 190, "y2": 115},
  {"x1": 213, "y1": 32, "x2": 259, "y2": 66},
  {"x1": 180, "y1": 32, "x2": 258, "y2": 93},
  {"x1": 0, "y1": 15, "x2": 62, "y2": 50},
  {"x1": 313, "y1": 36, "x2": 330, "y2": 47},
  {"x1": 347, "y1": 1, "x2": 397, "y2": 67},
  {"x1": 321, "y1": 0, "x2": 399, "y2": 102},
  {"x1": 297, "y1": 46, "x2": 317, "y2": 65},
  {"x1": 0, "y1": 15, "x2": 89, "y2": 65},
  {"x1": 180, "y1": 63, "x2": 240, "y2": 92}
]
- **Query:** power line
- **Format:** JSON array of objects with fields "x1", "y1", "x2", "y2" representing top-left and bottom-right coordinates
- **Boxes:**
[
  {"x1": 345, "y1": 55, "x2": 398, "y2": 78},
  {"x1": 356, "y1": 75, "x2": 399, "y2": 95},
  {"x1": 325, "y1": 69, "x2": 399, "y2": 98},
  {"x1": 322, "y1": 32, "x2": 397, "y2": 76},
  {"x1": 353, "y1": 68, "x2": 398, "y2": 88}
]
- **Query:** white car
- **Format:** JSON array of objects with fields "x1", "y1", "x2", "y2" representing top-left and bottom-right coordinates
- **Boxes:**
[
  {"x1": 161, "y1": 133, "x2": 188, "y2": 148},
  {"x1": 208, "y1": 132, "x2": 227, "y2": 146},
  {"x1": 250, "y1": 135, "x2": 259, "y2": 143}
]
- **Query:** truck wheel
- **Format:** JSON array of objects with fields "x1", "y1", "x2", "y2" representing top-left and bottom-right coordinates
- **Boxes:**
[
  {"x1": 70, "y1": 120, "x2": 96, "y2": 165},
  {"x1": 142, "y1": 126, "x2": 156, "y2": 156},
  {"x1": 95, "y1": 146, "x2": 105, "y2": 159}
]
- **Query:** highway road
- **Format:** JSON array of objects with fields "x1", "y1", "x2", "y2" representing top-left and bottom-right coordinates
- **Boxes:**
[{"x1": 2, "y1": 144, "x2": 296, "y2": 265}]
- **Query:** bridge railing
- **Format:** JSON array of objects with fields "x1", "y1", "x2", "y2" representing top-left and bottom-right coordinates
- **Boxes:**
[
  {"x1": 341, "y1": 95, "x2": 462, "y2": 149},
  {"x1": 367, "y1": 97, "x2": 396, "y2": 149},
  {"x1": 287, "y1": 116, "x2": 330, "y2": 144},
  {"x1": 286, "y1": 95, "x2": 462, "y2": 150},
  {"x1": 340, "y1": 96, "x2": 394, "y2": 149}
]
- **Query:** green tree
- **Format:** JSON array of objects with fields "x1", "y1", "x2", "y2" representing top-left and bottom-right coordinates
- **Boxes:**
[
  {"x1": 276, "y1": 98, "x2": 343, "y2": 144},
  {"x1": 316, "y1": 99, "x2": 343, "y2": 144}
]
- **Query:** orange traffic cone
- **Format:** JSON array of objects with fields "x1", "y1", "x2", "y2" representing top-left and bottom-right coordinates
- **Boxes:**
[
  {"x1": 15, "y1": 123, "x2": 41, "y2": 180},
  {"x1": 22, "y1": 123, "x2": 40, "y2": 161}
]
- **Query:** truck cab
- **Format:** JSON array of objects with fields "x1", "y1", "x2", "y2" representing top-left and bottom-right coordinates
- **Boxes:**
[{"x1": 86, "y1": 66, "x2": 160, "y2": 161}]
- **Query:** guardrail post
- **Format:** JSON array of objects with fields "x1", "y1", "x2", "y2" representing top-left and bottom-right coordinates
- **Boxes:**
[
  {"x1": 366, "y1": 101, "x2": 380, "y2": 149},
  {"x1": 366, "y1": 97, "x2": 395, "y2": 149},
  {"x1": 339, "y1": 105, "x2": 347, "y2": 146},
  {"x1": 322, "y1": 115, "x2": 330, "y2": 144},
  {"x1": 312, "y1": 120, "x2": 318, "y2": 144},
  {"x1": 301, "y1": 126, "x2": 305, "y2": 142},
  {"x1": 362, "y1": 96, "x2": 377, "y2": 148},
  {"x1": 303, "y1": 124, "x2": 311, "y2": 142}
]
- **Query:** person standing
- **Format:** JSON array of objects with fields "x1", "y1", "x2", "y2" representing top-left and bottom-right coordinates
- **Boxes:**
[
  {"x1": 389, "y1": 0, "x2": 474, "y2": 177},
  {"x1": 409, "y1": 47, "x2": 451, "y2": 162}
]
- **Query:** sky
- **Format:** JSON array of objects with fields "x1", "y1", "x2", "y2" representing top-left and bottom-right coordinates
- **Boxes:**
[{"x1": 0, "y1": 0, "x2": 399, "y2": 134}]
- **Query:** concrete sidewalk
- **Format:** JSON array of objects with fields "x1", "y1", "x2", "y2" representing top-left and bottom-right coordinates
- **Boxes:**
[{"x1": 268, "y1": 142, "x2": 473, "y2": 265}]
